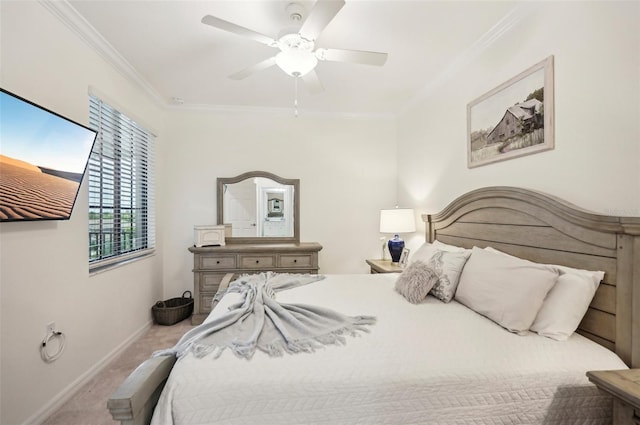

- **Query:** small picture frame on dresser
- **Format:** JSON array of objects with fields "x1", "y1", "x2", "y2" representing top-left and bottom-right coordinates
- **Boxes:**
[{"x1": 399, "y1": 248, "x2": 410, "y2": 267}]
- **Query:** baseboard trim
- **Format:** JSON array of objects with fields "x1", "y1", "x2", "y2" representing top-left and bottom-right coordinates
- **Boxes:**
[{"x1": 25, "y1": 320, "x2": 153, "y2": 425}]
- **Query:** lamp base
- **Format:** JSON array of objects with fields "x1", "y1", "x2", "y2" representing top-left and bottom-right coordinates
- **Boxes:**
[{"x1": 387, "y1": 235, "x2": 405, "y2": 263}]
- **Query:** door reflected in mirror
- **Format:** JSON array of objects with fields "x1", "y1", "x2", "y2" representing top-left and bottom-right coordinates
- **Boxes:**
[{"x1": 217, "y1": 172, "x2": 300, "y2": 243}]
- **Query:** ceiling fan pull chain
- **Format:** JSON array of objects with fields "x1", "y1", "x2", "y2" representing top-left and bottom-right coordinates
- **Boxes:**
[{"x1": 294, "y1": 75, "x2": 299, "y2": 117}]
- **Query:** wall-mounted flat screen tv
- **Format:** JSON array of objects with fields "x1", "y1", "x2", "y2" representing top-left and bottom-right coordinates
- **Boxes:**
[{"x1": 0, "y1": 88, "x2": 98, "y2": 222}]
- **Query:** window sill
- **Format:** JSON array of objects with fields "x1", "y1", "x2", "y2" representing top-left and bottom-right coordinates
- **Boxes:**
[{"x1": 89, "y1": 249, "x2": 156, "y2": 275}]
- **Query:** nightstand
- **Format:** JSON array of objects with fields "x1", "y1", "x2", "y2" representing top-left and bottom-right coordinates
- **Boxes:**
[
  {"x1": 587, "y1": 369, "x2": 640, "y2": 424},
  {"x1": 365, "y1": 259, "x2": 404, "y2": 274}
]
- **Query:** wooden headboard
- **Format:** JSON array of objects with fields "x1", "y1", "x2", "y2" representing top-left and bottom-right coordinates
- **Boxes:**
[{"x1": 424, "y1": 187, "x2": 640, "y2": 367}]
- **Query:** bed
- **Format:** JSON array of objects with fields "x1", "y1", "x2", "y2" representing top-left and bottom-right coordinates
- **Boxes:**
[{"x1": 108, "y1": 186, "x2": 640, "y2": 425}]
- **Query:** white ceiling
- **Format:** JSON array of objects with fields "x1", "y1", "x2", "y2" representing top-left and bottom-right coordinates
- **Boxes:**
[{"x1": 66, "y1": 0, "x2": 522, "y2": 117}]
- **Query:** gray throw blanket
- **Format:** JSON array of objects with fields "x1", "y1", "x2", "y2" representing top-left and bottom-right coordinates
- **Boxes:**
[{"x1": 154, "y1": 272, "x2": 376, "y2": 360}]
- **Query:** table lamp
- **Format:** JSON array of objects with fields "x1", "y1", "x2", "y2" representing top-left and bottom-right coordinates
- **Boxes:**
[{"x1": 380, "y1": 208, "x2": 416, "y2": 263}]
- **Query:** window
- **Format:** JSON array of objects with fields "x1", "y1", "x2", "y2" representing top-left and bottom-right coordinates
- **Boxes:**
[{"x1": 88, "y1": 95, "x2": 155, "y2": 270}]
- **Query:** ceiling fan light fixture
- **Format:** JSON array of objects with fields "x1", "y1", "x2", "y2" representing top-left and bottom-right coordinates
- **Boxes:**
[{"x1": 275, "y1": 50, "x2": 318, "y2": 77}]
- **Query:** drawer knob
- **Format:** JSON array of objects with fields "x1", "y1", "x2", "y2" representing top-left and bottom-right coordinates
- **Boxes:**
[
  {"x1": 294, "y1": 259, "x2": 297, "y2": 263},
  {"x1": 216, "y1": 260, "x2": 220, "y2": 264},
  {"x1": 255, "y1": 260, "x2": 259, "y2": 264}
]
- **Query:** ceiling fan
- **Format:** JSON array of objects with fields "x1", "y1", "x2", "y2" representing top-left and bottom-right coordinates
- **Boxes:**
[{"x1": 201, "y1": 0, "x2": 388, "y2": 94}]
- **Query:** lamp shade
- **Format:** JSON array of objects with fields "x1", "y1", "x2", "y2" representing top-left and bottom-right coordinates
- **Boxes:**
[{"x1": 379, "y1": 208, "x2": 416, "y2": 234}]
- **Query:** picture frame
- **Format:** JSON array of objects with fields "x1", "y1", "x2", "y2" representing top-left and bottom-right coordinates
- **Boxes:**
[
  {"x1": 467, "y1": 55, "x2": 554, "y2": 168},
  {"x1": 399, "y1": 248, "x2": 410, "y2": 267}
]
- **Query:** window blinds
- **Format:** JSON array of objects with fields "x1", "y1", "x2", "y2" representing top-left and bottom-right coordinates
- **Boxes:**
[{"x1": 88, "y1": 95, "x2": 155, "y2": 268}]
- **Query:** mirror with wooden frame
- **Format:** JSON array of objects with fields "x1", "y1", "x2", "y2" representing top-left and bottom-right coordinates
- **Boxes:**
[{"x1": 217, "y1": 171, "x2": 300, "y2": 244}]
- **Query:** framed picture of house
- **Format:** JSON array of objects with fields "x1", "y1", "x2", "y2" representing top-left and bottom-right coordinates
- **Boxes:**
[{"x1": 467, "y1": 55, "x2": 554, "y2": 168}]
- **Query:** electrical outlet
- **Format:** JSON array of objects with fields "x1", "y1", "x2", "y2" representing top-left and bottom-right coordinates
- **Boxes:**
[{"x1": 46, "y1": 322, "x2": 55, "y2": 334}]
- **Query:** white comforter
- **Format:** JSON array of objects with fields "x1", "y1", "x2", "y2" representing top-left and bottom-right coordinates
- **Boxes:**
[{"x1": 151, "y1": 273, "x2": 627, "y2": 425}]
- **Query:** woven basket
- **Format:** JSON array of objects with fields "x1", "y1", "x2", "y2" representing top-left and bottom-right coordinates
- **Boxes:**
[{"x1": 152, "y1": 290, "x2": 194, "y2": 326}]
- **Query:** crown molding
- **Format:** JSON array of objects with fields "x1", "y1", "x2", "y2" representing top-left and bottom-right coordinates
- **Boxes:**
[
  {"x1": 166, "y1": 102, "x2": 395, "y2": 121},
  {"x1": 397, "y1": 2, "x2": 537, "y2": 117},
  {"x1": 38, "y1": 0, "x2": 166, "y2": 106}
]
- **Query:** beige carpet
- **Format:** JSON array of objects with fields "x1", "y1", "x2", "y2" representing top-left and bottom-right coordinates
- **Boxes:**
[{"x1": 41, "y1": 319, "x2": 194, "y2": 425}]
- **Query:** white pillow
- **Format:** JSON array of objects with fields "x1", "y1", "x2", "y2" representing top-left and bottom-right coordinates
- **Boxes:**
[
  {"x1": 455, "y1": 247, "x2": 559, "y2": 335},
  {"x1": 484, "y1": 247, "x2": 604, "y2": 340},
  {"x1": 432, "y1": 240, "x2": 470, "y2": 253},
  {"x1": 411, "y1": 242, "x2": 437, "y2": 263},
  {"x1": 530, "y1": 272, "x2": 602, "y2": 340},
  {"x1": 410, "y1": 242, "x2": 471, "y2": 302},
  {"x1": 484, "y1": 247, "x2": 604, "y2": 282},
  {"x1": 426, "y1": 250, "x2": 471, "y2": 302},
  {"x1": 412, "y1": 240, "x2": 470, "y2": 263}
]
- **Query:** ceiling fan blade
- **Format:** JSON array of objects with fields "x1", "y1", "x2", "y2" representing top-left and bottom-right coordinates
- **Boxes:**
[
  {"x1": 299, "y1": 0, "x2": 345, "y2": 40},
  {"x1": 202, "y1": 15, "x2": 276, "y2": 46},
  {"x1": 301, "y1": 70, "x2": 324, "y2": 94},
  {"x1": 229, "y1": 56, "x2": 278, "y2": 80},
  {"x1": 316, "y1": 48, "x2": 388, "y2": 66}
]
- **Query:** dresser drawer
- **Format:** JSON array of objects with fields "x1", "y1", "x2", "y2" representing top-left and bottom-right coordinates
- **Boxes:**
[
  {"x1": 239, "y1": 255, "x2": 276, "y2": 269},
  {"x1": 189, "y1": 243, "x2": 323, "y2": 325},
  {"x1": 200, "y1": 255, "x2": 236, "y2": 269},
  {"x1": 198, "y1": 272, "x2": 226, "y2": 291},
  {"x1": 279, "y1": 254, "x2": 313, "y2": 268}
]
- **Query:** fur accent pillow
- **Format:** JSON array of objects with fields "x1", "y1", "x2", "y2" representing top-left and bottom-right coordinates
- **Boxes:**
[{"x1": 395, "y1": 261, "x2": 438, "y2": 304}]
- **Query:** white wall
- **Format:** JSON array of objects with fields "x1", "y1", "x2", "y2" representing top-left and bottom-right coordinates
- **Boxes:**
[
  {"x1": 0, "y1": 2, "x2": 166, "y2": 424},
  {"x1": 160, "y1": 109, "x2": 397, "y2": 298},
  {"x1": 397, "y1": 1, "x2": 640, "y2": 252}
]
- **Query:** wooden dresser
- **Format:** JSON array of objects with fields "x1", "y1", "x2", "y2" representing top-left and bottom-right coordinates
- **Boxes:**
[{"x1": 188, "y1": 242, "x2": 323, "y2": 324}]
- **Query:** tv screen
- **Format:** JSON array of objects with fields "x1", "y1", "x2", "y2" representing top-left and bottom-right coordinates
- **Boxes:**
[{"x1": 0, "y1": 88, "x2": 98, "y2": 222}]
